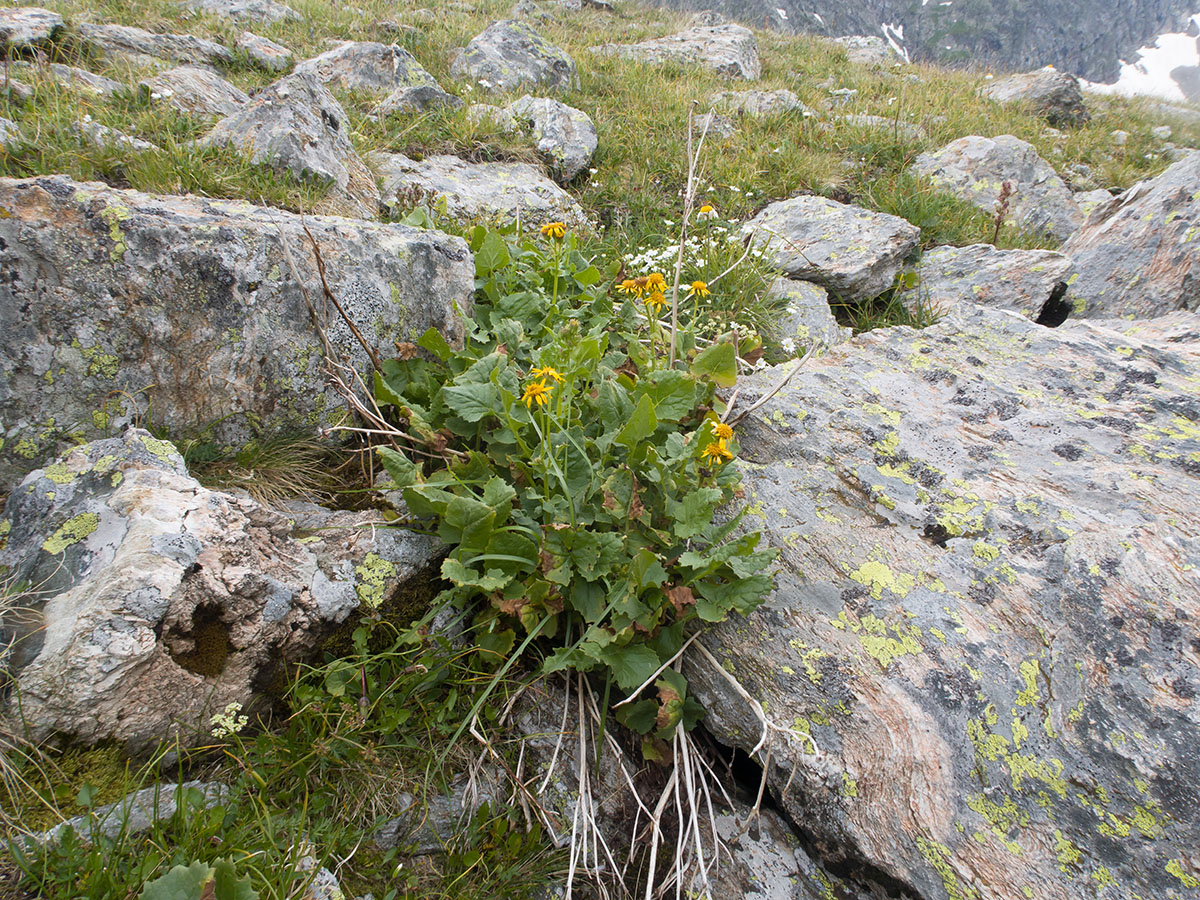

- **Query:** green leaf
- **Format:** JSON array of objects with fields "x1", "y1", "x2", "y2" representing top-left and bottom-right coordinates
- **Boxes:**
[
  {"x1": 442, "y1": 557, "x2": 511, "y2": 592},
  {"x1": 629, "y1": 548, "x2": 668, "y2": 591},
  {"x1": 374, "y1": 371, "x2": 406, "y2": 408},
  {"x1": 442, "y1": 496, "x2": 496, "y2": 552},
  {"x1": 690, "y1": 342, "x2": 737, "y2": 388},
  {"x1": 417, "y1": 328, "x2": 453, "y2": 362},
  {"x1": 597, "y1": 380, "x2": 633, "y2": 434},
  {"x1": 475, "y1": 230, "x2": 512, "y2": 278},
  {"x1": 139, "y1": 861, "x2": 214, "y2": 900},
  {"x1": 666, "y1": 488, "x2": 723, "y2": 540},
  {"x1": 567, "y1": 531, "x2": 625, "y2": 580},
  {"x1": 693, "y1": 574, "x2": 773, "y2": 621},
  {"x1": 638, "y1": 370, "x2": 699, "y2": 423},
  {"x1": 573, "y1": 264, "x2": 603, "y2": 287},
  {"x1": 604, "y1": 644, "x2": 662, "y2": 691},
  {"x1": 477, "y1": 628, "x2": 516, "y2": 661},
  {"x1": 615, "y1": 394, "x2": 658, "y2": 448},
  {"x1": 616, "y1": 699, "x2": 658, "y2": 734},
  {"x1": 442, "y1": 382, "x2": 499, "y2": 423},
  {"x1": 212, "y1": 858, "x2": 258, "y2": 900},
  {"x1": 377, "y1": 447, "x2": 419, "y2": 490}
]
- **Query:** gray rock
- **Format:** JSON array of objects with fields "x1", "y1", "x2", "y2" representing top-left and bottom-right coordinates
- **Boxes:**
[
  {"x1": 980, "y1": 66, "x2": 1090, "y2": 126},
  {"x1": 1074, "y1": 187, "x2": 1115, "y2": 220},
  {"x1": 912, "y1": 135, "x2": 1083, "y2": 242},
  {"x1": 295, "y1": 855, "x2": 343, "y2": 900},
  {"x1": 826, "y1": 86, "x2": 857, "y2": 106},
  {"x1": 13, "y1": 61, "x2": 125, "y2": 97},
  {"x1": 184, "y1": 0, "x2": 300, "y2": 23},
  {"x1": 1062, "y1": 151, "x2": 1200, "y2": 318},
  {"x1": 294, "y1": 41, "x2": 441, "y2": 95},
  {"x1": 832, "y1": 34, "x2": 902, "y2": 67},
  {"x1": 1111, "y1": 128, "x2": 1130, "y2": 146},
  {"x1": 508, "y1": 94, "x2": 598, "y2": 182},
  {"x1": 591, "y1": 24, "x2": 761, "y2": 80},
  {"x1": 236, "y1": 31, "x2": 294, "y2": 72},
  {"x1": 33, "y1": 781, "x2": 227, "y2": 845},
  {"x1": 906, "y1": 244, "x2": 1074, "y2": 320},
  {"x1": 201, "y1": 73, "x2": 379, "y2": 218},
  {"x1": 839, "y1": 113, "x2": 926, "y2": 142},
  {"x1": 692, "y1": 111, "x2": 736, "y2": 140},
  {"x1": 466, "y1": 103, "x2": 519, "y2": 133},
  {"x1": 74, "y1": 116, "x2": 160, "y2": 153},
  {"x1": 451, "y1": 20, "x2": 578, "y2": 93},
  {"x1": 764, "y1": 278, "x2": 849, "y2": 357},
  {"x1": 0, "y1": 117, "x2": 22, "y2": 150},
  {"x1": 686, "y1": 303, "x2": 1200, "y2": 900},
  {"x1": 1152, "y1": 124, "x2": 1173, "y2": 140},
  {"x1": 712, "y1": 88, "x2": 815, "y2": 118},
  {"x1": 372, "y1": 152, "x2": 590, "y2": 229},
  {"x1": 743, "y1": 195, "x2": 921, "y2": 300},
  {"x1": 0, "y1": 430, "x2": 444, "y2": 752},
  {"x1": 0, "y1": 7, "x2": 63, "y2": 49},
  {"x1": 140, "y1": 65, "x2": 249, "y2": 118},
  {"x1": 77, "y1": 23, "x2": 234, "y2": 67},
  {"x1": 377, "y1": 773, "x2": 499, "y2": 852},
  {"x1": 376, "y1": 83, "x2": 463, "y2": 117},
  {"x1": 2, "y1": 77, "x2": 32, "y2": 105},
  {"x1": 0, "y1": 175, "x2": 472, "y2": 481}
]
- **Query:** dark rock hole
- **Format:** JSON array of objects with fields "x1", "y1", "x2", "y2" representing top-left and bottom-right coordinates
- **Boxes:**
[
  {"x1": 1035, "y1": 282, "x2": 1072, "y2": 328},
  {"x1": 170, "y1": 603, "x2": 233, "y2": 678}
]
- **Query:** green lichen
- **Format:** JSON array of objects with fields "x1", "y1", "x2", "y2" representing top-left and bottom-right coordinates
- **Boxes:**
[
  {"x1": 916, "y1": 836, "x2": 980, "y2": 900},
  {"x1": 849, "y1": 561, "x2": 915, "y2": 599},
  {"x1": 13, "y1": 436, "x2": 39, "y2": 459},
  {"x1": 1016, "y1": 660, "x2": 1041, "y2": 706},
  {"x1": 100, "y1": 203, "x2": 131, "y2": 263},
  {"x1": 841, "y1": 772, "x2": 858, "y2": 797},
  {"x1": 355, "y1": 552, "x2": 397, "y2": 609},
  {"x1": 140, "y1": 436, "x2": 178, "y2": 463},
  {"x1": 43, "y1": 463, "x2": 76, "y2": 485},
  {"x1": 42, "y1": 512, "x2": 100, "y2": 554},
  {"x1": 1054, "y1": 830, "x2": 1081, "y2": 872},
  {"x1": 1166, "y1": 859, "x2": 1199, "y2": 889},
  {"x1": 973, "y1": 541, "x2": 1000, "y2": 562}
]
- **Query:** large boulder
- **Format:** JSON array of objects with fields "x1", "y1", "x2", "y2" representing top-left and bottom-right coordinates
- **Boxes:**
[
  {"x1": 183, "y1": 0, "x2": 300, "y2": 23},
  {"x1": 686, "y1": 304, "x2": 1200, "y2": 900},
  {"x1": 743, "y1": 195, "x2": 921, "y2": 300},
  {"x1": 507, "y1": 94, "x2": 597, "y2": 182},
  {"x1": 200, "y1": 72, "x2": 380, "y2": 218},
  {"x1": 0, "y1": 175, "x2": 472, "y2": 484},
  {"x1": 371, "y1": 152, "x2": 590, "y2": 230},
  {"x1": 712, "y1": 88, "x2": 815, "y2": 118},
  {"x1": 0, "y1": 7, "x2": 63, "y2": 49},
  {"x1": 981, "y1": 67, "x2": 1090, "y2": 127},
  {"x1": 77, "y1": 23, "x2": 234, "y2": 67},
  {"x1": 912, "y1": 135, "x2": 1084, "y2": 242},
  {"x1": 1061, "y1": 151, "x2": 1200, "y2": 319},
  {"x1": 235, "y1": 32, "x2": 294, "y2": 72},
  {"x1": 0, "y1": 431, "x2": 444, "y2": 754},
  {"x1": 907, "y1": 244, "x2": 1075, "y2": 322},
  {"x1": 293, "y1": 41, "x2": 441, "y2": 95},
  {"x1": 140, "y1": 65, "x2": 249, "y2": 118},
  {"x1": 591, "y1": 24, "x2": 761, "y2": 80},
  {"x1": 451, "y1": 20, "x2": 578, "y2": 93}
]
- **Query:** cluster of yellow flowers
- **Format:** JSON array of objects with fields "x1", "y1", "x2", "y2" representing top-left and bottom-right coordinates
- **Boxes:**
[
  {"x1": 617, "y1": 272, "x2": 711, "y2": 318},
  {"x1": 522, "y1": 364, "x2": 565, "y2": 408},
  {"x1": 701, "y1": 422, "x2": 735, "y2": 465}
]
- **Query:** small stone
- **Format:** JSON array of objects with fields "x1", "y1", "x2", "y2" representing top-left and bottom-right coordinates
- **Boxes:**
[
  {"x1": 1111, "y1": 129, "x2": 1129, "y2": 146},
  {"x1": 0, "y1": 7, "x2": 63, "y2": 49},
  {"x1": 1152, "y1": 125, "x2": 1173, "y2": 141},
  {"x1": 33, "y1": 782, "x2": 228, "y2": 845},
  {"x1": 980, "y1": 66, "x2": 1090, "y2": 126},
  {"x1": 832, "y1": 34, "x2": 902, "y2": 67},
  {"x1": 692, "y1": 111, "x2": 736, "y2": 140},
  {"x1": 508, "y1": 94, "x2": 598, "y2": 182},
  {"x1": 712, "y1": 88, "x2": 815, "y2": 118},
  {"x1": 466, "y1": 103, "x2": 519, "y2": 133},
  {"x1": 236, "y1": 32, "x2": 294, "y2": 72},
  {"x1": 13, "y1": 62, "x2": 125, "y2": 97},
  {"x1": 907, "y1": 244, "x2": 1075, "y2": 320},
  {"x1": 74, "y1": 116, "x2": 159, "y2": 152},
  {"x1": 0, "y1": 117, "x2": 23, "y2": 150},
  {"x1": 183, "y1": 0, "x2": 300, "y2": 23}
]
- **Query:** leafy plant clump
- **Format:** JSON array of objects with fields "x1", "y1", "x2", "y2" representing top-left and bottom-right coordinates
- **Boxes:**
[{"x1": 373, "y1": 220, "x2": 776, "y2": 758}]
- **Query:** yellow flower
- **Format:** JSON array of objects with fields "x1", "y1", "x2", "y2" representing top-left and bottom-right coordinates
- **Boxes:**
[
  {"x1": 522, "y1": 380, "x2": 552, "y2": 407},
  {"x1": 646, "y1": 272, "x2": 667, "y2": 292},
  {"x1": 701, "y1": 440, "x2": 734, "y2": 465},
  {"x1": 713, "y1": 422, "x2": 733, "y2": 441},
  {"x1": 688, "y1": 280, "x2": 711, "y2": 298},
  {"x1": 540, "y1": 221, "x2": 567, "y2": 240},
  {"x1": 531, "y1": 365, "x2": 564, "y2": 384},
  {"x1": 645, "y1": 290, "x2": 666, "y2": 314},
  {"x1": 618, "y1": 278, "x2": 645, "y2": 297},
  {"x1": 698, "y1": 204, "x2": 717, "y2": 220}
]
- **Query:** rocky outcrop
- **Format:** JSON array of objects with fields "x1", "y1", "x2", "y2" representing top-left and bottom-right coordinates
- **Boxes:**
[
  {"x1": 372, "y1": 152, "x2": 590, "y2": 229},
  {"x1": 508, "y1": 95, "x2": 598, "y2": 182},
  {"x1": 14, "y1": 61, "x2": 125, "y2": 97},
  {"x1": 712, "y1": 88, "x2": 814, "y2": 117},
  {"x1": 294, "y1": 41, "x2": 442, "y2": 96},
  {"x1": 200, "y1": 73, "x2": 379, "y2": 218},
  {"x1": 451, "y1": 20, "x2": 579, "y2": 93},
  {"x1": 34, "y1": 782, "x2": 228, "y2": 845},
  {"x1": 832, "y1": 34, "x2": 902, "y2": 66},
  {"x1": 236, "y1": 32, "x2": 294, "y2": 72},
  {"x1": 591, "y1": 24, "x2": 761, "y2": 80},
  {"x1": 687, "y1": 304, "x2": 1200, "y2": 900},
  {"x1": 743, "y1": 195, "x2": 921, "y2": 300},
  {"x1": 140, "y1": 65, "x2": 249, "y2": 118},
  {"x1": 981, "y1": 67, "x2": 1090, "y2": 127},
  {"x1": 183, "y1": 0, "x2": 300, "y2": 23},
  {"x1": 376, "y1": 84, "x2": 463, "y2": 116},
  {"x1": 0, "y1": 175, "x2": 473, "y2": 482},
  {"x1": 764, "y1": 278, "x2": 849, "y2": 357},
  {"x1": 908, "y1": 244, "x2": 1075, "y2": 321},
  {"x1": 0, "y1": 431, "x2": 444, "y2": 754},
  {"x1": 912, "y1": 135, "x2": 1083, "y2": 242},
  {"x1": 839, "y1": 113, "x2": 927, "y2": 143},
  {"x1": 1062, "y1": 151, "x2": 1200, "y2": 319},
  {"x1": 0, "y1": 7, "x2": 63, "y2": 49},
  {"x1": 77, "y1": 23, "x2": 234, "y2": 67},
  {"x1": 74, "y1": 116, "x2": 159, "y2": 153}
]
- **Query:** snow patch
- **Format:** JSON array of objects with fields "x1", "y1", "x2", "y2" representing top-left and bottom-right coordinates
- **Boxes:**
[{"x1": 1082, "y1": 14, "x2": 1200, "y2": 102}]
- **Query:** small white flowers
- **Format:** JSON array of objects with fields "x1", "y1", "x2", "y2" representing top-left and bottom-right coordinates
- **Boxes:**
[
  {"x1": 780, "y1": 337, "x2": 797, "y2": 354},
  {"x1": 210, "y1": 701, "x2": 248, "y2": 738}
]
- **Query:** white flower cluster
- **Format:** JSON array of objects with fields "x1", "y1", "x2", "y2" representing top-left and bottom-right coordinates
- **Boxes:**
[{"x1": 210, "y1": 701, "x2": 248, "y2": 738}]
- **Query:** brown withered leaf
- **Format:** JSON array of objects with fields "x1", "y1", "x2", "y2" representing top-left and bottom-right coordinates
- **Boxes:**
[
  {"x1": 743, "y1": 345, "x2": 764, "y2": 366},
  {"x1": 602, "y1": 491, "x2": 618, "y2": 511},
  {"x1": 666, "y1": 585, "x2": 696, "y2": 615},
  {"x1": 496, "y1": 343, "x2": 508, "y2": 356},
  {"x1": 394, "y1": 341, "x2": 419, "y2": 360},
  {"x1": 539, "y1": 550, "x2": 557, "y2": 573},
  {"x1": 615, "y1": 357, "x2": 640, "y2": 381},
  {"x1": 498, "y1": 594, "x2": 528, "y2": 617}
]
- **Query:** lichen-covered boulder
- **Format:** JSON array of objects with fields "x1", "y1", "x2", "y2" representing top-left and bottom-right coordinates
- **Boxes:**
[
  {"x1": 591, "y1": 24, "x2": 761, "y2": 80},
  {"x1": 0, "y1": 431, "x2": 443, "y2": 754},
  {"x1": 743, "y1": 195, "x2": 920, "y2": 300},
  {"x1": 77, "y1": 23, "x2": 233, "y2": 67},
  {"x1": 981, "y1": 67, "x2": 1090, "y2": 127},
  {"x1": 1062, "y1": 151, "x2": 1200, "y2": 319},
  {"x1": 183, "y1": 0, "x2": 300, "y2": 23},
  {"x1": 832, "y1": 34, "x2": 903, "y2": 67},
  {"x1": 686, "y1": 305, "x2": 1200, "y2": 900},
  {"x1": 839, "y1": 113, "x2": 927, "y2": 143},
  {"x1": 907, "y1": 244, "x2": 1075, "y2": 321},
  {"x1": 235, "y1": 32, "x2": 294, "y2": 72},
  {"x1": 294, "y1": 41, "x2": 441, "y2": 95},
  {"x1": 451, "y1": 20, "x2": 578, "y2": 93},
  {"x1": 712, "y1": 88, "x2": 815, "y2": 118},
  {"x1": 763, "y1": 278, "x2": 849, "y2": 357},
  {"x1": 912, "y1": 135, "x2": 1083, "y2": 242},
  {"x1": 14, "y1": 61, "x2": 125, "y2": 97},
  {"x1": 0, "y1": 175, "x2": 472, "y2": 483},
  {"x1": 372, "y1": 152, "x2": 590, "y2": 230},
  {"x1": 0, "y1": 7, "x2": 63, "y2": 49},
  {"x1": 200, "y1": 72, "x2": 379, "y2": 218},
  {"x1": 140, "y1": 65, "x2": 249, "y2": 118},
  {"x1": 507, "y1": 95, "x2": 597, "y2": 182}
]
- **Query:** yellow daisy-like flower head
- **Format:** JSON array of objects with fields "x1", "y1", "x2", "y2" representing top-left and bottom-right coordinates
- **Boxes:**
[
  {"x1": 618, "y1": 278, "x2": 644, "y2": 297},
  {"x1": 540, "y1": 221, "x2": 567, "y2": 240},
  {"x1": 713, "y1": 422, "x2": 733, "y2": 442},
  {"x1": 646, "y1": 272, "x2": 667, "y2": 292},
  {"x1": 698, "y1": 204, "x2": 717, "y2": 220},
  {"x1": 701, "y1": 440, "x2": 734, "y2": 465},
  {"x1": 530, "y1": 365, "x2": 565, "y2": 384},
  {"x1": 688, "y1": 280, "x2": 711, "y2": 298},
  {"x1": 522, "y1": 380, "x2": 552, "y2": 408},
  {"x1": 645, "y1": 290, "x2": 666, "y2": 314}
]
